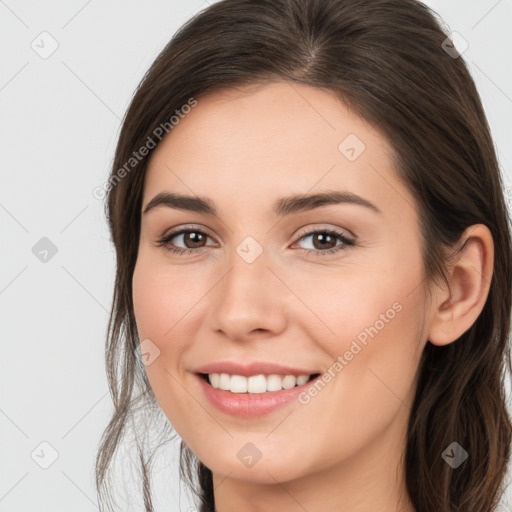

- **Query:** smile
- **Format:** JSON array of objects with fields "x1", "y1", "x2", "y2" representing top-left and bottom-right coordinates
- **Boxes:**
[
  {"x1": 201, "y1": 372, "x2": 320, "y2": 393},
  {"x1": 194, "y1": 369, "x2": 322, "y2": 417}
]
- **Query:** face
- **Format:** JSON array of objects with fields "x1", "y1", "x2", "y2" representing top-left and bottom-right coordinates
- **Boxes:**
[{"x1": 132, "y1": 81, "x2": 431, "y2": 485}]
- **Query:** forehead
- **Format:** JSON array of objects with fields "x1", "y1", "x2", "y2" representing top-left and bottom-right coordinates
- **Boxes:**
[{"x1": 142, "y1": 81, "x2": 414, "y2": 219}]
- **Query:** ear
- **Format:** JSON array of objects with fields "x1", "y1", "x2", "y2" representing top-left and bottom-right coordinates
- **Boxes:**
[{"x1": 428, "y1": 224, "x2": 494, "y2": 346}]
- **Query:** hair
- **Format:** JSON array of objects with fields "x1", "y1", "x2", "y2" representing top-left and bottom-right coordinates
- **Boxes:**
[{"x1": 94, "y1": 0, "x2": 512, "y2": 510}]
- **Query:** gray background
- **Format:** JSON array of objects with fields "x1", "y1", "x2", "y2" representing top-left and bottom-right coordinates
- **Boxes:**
[{"x1": 1, "y1": 0, "x2": 511, "y2": 510}]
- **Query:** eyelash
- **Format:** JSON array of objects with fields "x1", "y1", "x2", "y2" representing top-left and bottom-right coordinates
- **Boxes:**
[{"x1": 153, "y1": 226, "x2": 355, "y2": 256}]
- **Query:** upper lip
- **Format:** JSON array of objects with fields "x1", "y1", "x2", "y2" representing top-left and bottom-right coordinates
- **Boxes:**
[{"x1": 193, "y1": 361, "x2": 320, "y2": 377}]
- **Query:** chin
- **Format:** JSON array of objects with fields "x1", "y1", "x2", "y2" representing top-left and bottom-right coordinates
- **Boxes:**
[{"x1": 201, "y1": 449, "x2": 310, "y2": 485}]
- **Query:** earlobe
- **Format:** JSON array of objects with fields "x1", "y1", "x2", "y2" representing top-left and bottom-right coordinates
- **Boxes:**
[{"x1": 427, "y1": 224, "x2": 494, "y2": 347}]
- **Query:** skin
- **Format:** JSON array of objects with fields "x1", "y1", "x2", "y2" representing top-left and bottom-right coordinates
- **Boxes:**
[{"x1": 132, "y1": 81, "x2": 493, "y2": 512}]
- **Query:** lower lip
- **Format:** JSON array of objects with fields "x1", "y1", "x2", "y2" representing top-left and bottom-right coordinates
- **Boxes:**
[{"x1": 195, "y1": 374, "x2": 318, "y2": 418}]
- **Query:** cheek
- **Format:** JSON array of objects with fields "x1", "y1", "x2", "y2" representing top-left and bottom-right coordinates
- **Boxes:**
[
  {"x1": 131, "y1": 257, "x2": 208, "y2": 431},
  {"x1": 288, "y1": 289, "x2": 425, "y2": 472},
  {"x1": 292, "y1": 248, "x2": 423, "y2": 355},
  {"x1": 132, "y1": 261, "x2": 186, "y2": 399},
  {"x1": 294, "y1": 249, "x2": 426, "y2": 421},
  {"x1": 132, "y1": 256, "x2": 204, "y2": 345}
]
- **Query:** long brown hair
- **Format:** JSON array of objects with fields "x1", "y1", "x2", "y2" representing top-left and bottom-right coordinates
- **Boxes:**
[{"x1": 95, "y1": 0, "x2": 512, "y2": 510}]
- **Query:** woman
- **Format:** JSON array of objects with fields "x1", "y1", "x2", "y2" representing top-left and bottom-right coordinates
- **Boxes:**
[{"x1": 95, "y1": 0, "x2": 512, "y2": 510}]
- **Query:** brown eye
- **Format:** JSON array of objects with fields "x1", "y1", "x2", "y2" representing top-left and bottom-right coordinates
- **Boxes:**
[
  {"x1": 310, "y1": 232, "x2": 337, "y2": 250},
  {"x1": 295, "y1": 229, "x2": 355, "y2": 256},
  {"x1": 155, "y1": 228, "x2": 216, "y2": 255},
  {"x1": 180, "y1": 231, "x2": 208, "y2": 248}
]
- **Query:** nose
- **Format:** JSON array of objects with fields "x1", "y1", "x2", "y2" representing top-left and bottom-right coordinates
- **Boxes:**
[{"x1": 207, "y1": 249, "x2": 288, "y2": 342}]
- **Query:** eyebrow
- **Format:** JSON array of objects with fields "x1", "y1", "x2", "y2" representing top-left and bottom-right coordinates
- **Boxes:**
[{"x1": 142, "y1": 190, "x2": 382, "y2": 217}]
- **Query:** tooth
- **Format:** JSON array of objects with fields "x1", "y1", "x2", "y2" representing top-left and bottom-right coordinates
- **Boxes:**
[
  {"x1": 266, "y1": 374, "x2": 283, "y2": 391},
  {"x1": 247, "y1": 374, "x2": 267, "y2": 394},
  {"x1": 219, "y1": 373, "x2": 231, "y2": 391},
  {"x1": 296, "y1": 374, "x2": 309, "y2": 386},
  {"x1": 209, "y1": 372, "x2": 314, "y2": 392},
  {"x1": 209, "y1": 373, "x2": 220, "y2": 388},
  {"x1": 230, "y1": 374, "x2": 248, "y2": 393},
  {"x1": 282, "y1": 375, "x2": 297, "y2": 389}
]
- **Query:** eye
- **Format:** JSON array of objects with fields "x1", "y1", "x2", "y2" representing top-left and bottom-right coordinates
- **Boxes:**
[
  {"x1": 153, "y1": 226, "x2": 355, "y2": 256},
  {"x1": 153, "y1": 227, "x2": 217, "y2": 255},
  {"x1": 293, "y1": 228, "x2": 355, "y2": 256}
]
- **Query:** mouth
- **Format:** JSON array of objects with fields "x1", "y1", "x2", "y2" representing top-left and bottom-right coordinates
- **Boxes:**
[{"x1": 197, "y1": 372, "x2": 321, "y2": 394}]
